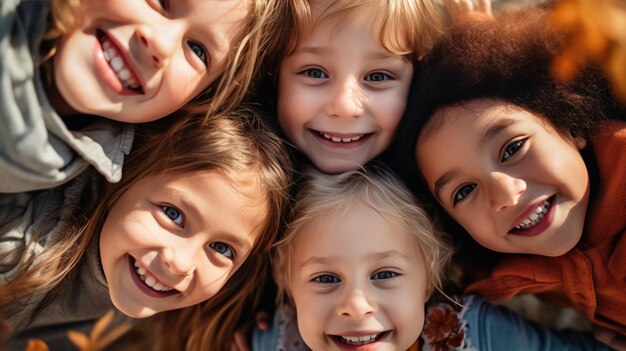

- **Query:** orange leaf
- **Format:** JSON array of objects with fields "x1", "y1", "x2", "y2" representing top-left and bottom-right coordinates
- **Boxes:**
[
  {"x1": 90, "y1": 310, "x2": 114, "y2": 342},
  {"x1": 96, "y1": 321, "x2": 133, "y2": 350},
  {"x1": 67, "y1": 330, "x2": 93, "y2": 351},
  {"x1": 24, "y1": 339, "x2": 49, "y2": 351}
]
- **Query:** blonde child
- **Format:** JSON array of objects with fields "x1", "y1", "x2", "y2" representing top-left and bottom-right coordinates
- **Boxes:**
[
  {"x1": 259, "y1": 166, "x2": 451, "y2": 350},
  {"x1": 395, "y1": 6, "x2": 626, "y2": 349},
  {"x1": 0, "y1": 109, "x2": 292, "y2": 350},
  {"x1": 257, "y1": 0, "x2": 446, "y2": 174},
  {"x1": 253, "y1": 166, "x2": 614, "y2": 351},
  {"x1": 1, "y1": 0, "x2": 287, "y2": 192}
]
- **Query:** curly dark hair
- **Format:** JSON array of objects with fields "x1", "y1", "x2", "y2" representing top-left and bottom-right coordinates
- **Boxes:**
[{"x1": 388, "y1": 6, "x2": 622, "y2": 288}]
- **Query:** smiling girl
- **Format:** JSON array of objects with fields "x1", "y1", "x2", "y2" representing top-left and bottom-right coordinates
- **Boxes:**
[
  {"x1": 0, "y1": 110, "x2": 292, "y2": 350},
  {"x1": 257, "y1": 0, "x2": 446, "y2": 174},
  {"x1": 393, "y1": 6, "x2": 626, "y2": 347},
  {"x1": 262, "y1": 166, "x2": 452, "y2": 351},
  {"x1": 1, "y1": 0, "x2": 287, "y2": 192}
]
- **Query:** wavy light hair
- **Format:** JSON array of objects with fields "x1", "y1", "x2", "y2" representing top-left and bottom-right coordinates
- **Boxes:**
[
  {"x1": 43, "y1": 0, "x2": 292, "y2": 120},
  {"x1": 0, "y1": 109, "x2": 293, "y2": 350},
  {"x1": 273, "y1": 165, "x2": 452, "y2": 307},
  {"x1": 282, "y1": 0, "x2": 445, "y2": 62}
]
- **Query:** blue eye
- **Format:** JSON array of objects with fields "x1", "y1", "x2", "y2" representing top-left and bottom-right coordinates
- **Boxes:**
[
  {"x1": 313, "y1": 274, "x2": 340, "y2": 284},
  {"x1": 501, "y1": 139, "x2": 526, "y2": 161},
  {"x1": 365, "y1": 72, "x2": 390, "y2": 82},
  {"x1": 302, "y1": 68, "x2": 328, "y2": 79},
  {"x1": 209, "y1": 242, "x2": 234, "y2": 259},
  {"x1": 187, "y1": 41, "x2": 208, "y2": 65},
  {"x1": 453, "y1": 183, "x2": 476, "y2": 204},
  {"x1": 371, "y1": 270, "x2": 398, "y2": 280},
  {"x1": 161, "y1": 205, "x2": 184, "y2": 227}
]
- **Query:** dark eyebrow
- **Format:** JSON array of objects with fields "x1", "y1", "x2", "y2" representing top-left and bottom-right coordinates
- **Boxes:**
[
  {"x1": 433, "y1": 170, "x2": 458, "y2": 202},
  {"x1": 483, "y1": 117, "x2": 517, "y2": 144}
]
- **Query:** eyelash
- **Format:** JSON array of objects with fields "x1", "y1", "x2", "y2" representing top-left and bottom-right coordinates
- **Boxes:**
[
  {"x1": 371, "y1": 270, "x2": 398, "y2": 280},
  {"x1": 161, "y1": 205, "x2": 184, "y2": 227},
  {"x1": 187, "y1": 41, "x2": 208, "y2": 65},
  {"x1": 299, "y1": 69, "x2": 392, "y2": 82},
  {"x1": 209, "y1": 242, "x2": 235, "y2": 259},
  {"x1": 312, "y1": 274, "x2": 340, "y2": 284},
  {"x1": 453, "y1": 183, "x2": 477, "y2": 205},
  {"x1": 501, "y1": 138, "x2": 526, "y2": 162},
  {"x1": 301, "y1": 68, "x2": 328, "y2": 79},
  {"x1": 158, "y1": 0, "x2": 169, "y2": 11},
  {"x1": 365, "y1": 72, "x2": 392, "y2": 82}
]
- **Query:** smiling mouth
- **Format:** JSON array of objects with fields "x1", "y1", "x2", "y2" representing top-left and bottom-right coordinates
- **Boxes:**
[
  {"x1": 97, "y1": 30, "x2": 144, "y2": 94},
  {"x1": 313, "y1": 130, "x2": 373, "y2": 144},
  {"x1": 129, "y1": 257, "x2": 179, "y2": 297},
  {"x1": 331, "y1": 331, "x2": 389, "y2": 346},
  {"x1": 512, "y1": 196, "x2": 554, "y2": 231}
]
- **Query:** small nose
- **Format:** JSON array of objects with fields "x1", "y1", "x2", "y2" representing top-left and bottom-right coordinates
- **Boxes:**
[
  {"x1": 336, "y1": 288, "x2": 375, "y2": 320},
  {"x1": 135, "y1": 23, "x2": 181, "y2": 68},
  {"x1": 487, "y1": 172, "x2": 526, "y2": 211},
  {"x1": 161, "y1": 245, "x2": 197, "y2": 276},
  {"x1": 326, "y1": 77, "x2": 365, "y2": 119}
]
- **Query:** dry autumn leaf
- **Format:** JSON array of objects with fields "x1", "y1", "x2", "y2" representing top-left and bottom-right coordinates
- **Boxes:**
[
  {"x1": 24, "y1": 339, "x2": 49, "y2": 351},
  {"x1": 22, "y1": 310, "x2": 131, "y2": 351},
  {"x1": 551, "y1": 0, "x2": 626, "y2": 103}
]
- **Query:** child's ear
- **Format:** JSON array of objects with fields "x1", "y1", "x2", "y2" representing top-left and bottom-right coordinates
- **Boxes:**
[
  {"x1": 567, "y1": 130, "x2": 587, "y2": 150},
  {"x1": 571, "y1": 135, "x2": 587, "y2": 150}
]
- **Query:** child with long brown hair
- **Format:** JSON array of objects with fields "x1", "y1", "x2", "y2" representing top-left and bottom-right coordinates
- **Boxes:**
[{"x1": 0, "y1": 109, "x2": 292, "y2": 350}]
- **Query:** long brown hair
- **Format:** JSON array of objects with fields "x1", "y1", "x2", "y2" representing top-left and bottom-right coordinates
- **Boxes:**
[{"x1": 1, "y1": 108, "x2": 293, "y2": 349}]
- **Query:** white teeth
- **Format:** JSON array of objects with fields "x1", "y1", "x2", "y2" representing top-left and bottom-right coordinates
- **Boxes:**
[
  {"x1": 99, "y1": 36, "x2": 142, "y2": 91},
  {"x1": 515, "y1": 199, "x2": 551, "y2": 230},
  {"x1": 321, "y1": 132, "x2": 365, "y2": 143},
  {"x1": 133, "y1": 260, "x2": 174, "y2": 292},
  {"x1": 118, "y1": 68, "x2": 131, "y2": 80},
  {"x1": 110, "y1": 57, "x2": 124, "y2": 71},
  {"x1": 340, "y1": 333, "x2": 379, "y2": 345}
]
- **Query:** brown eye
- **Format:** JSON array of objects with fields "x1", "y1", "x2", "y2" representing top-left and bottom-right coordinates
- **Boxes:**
[
  {"x1": 501, "y1": 139, "x2": 526, "y2": 162},
  {"x1": 453, "y1": 183, "x2": 476, "y2": 204}
]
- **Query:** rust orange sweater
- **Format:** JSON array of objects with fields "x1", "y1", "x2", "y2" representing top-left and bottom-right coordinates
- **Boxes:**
[{"x1": 466, "y1": 120, "x2": 626, "y2": 335}]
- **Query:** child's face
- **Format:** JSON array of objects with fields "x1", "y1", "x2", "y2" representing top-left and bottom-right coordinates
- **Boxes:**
[
  {"x1": 277, "y1": 9, "x2": 413, "y2": 173},
  {"x1": 53, "y1": 0, "x2": 248, "y2": 122},
  {"x1": 288, "y1": 205, "x2": 428, "y2": 351},
  {"x1": 416, "y1": 99, "x2": 590, "y2": 257},
  {"x1": 99, "y1": 170, "x2": 266, "y2": 318}
]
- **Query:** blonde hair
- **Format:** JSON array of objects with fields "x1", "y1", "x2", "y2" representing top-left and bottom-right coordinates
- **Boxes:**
[
  {"x1": 0, "y1": 109, "x2": 293, "y2": 350},
  {"x1": 273, "y1": 165, "x2": 452, "y2": 306},
  {"x1": 44, "y1": 0, "x2": 292, "y2": 120},
  {"x1": 282, "y1": 0, "x2": 446, "y2": 61}
]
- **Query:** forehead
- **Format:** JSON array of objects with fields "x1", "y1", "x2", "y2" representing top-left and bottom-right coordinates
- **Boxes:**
[
  {"x1": 142, "y1": 169, "x2": 267, "y2": 235},
  {"x1": 301, "y1": 1, "x2": 407, "y2": 52},
  {"x1": 180, "y1": 0, "x2": 250, "y2": 48},
  {"x1": 420, "y1": 99, "x2": 529, "y2": 142},
  {"x1": 291, "y1": 204, "x2": 421, "y2": 260}
]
